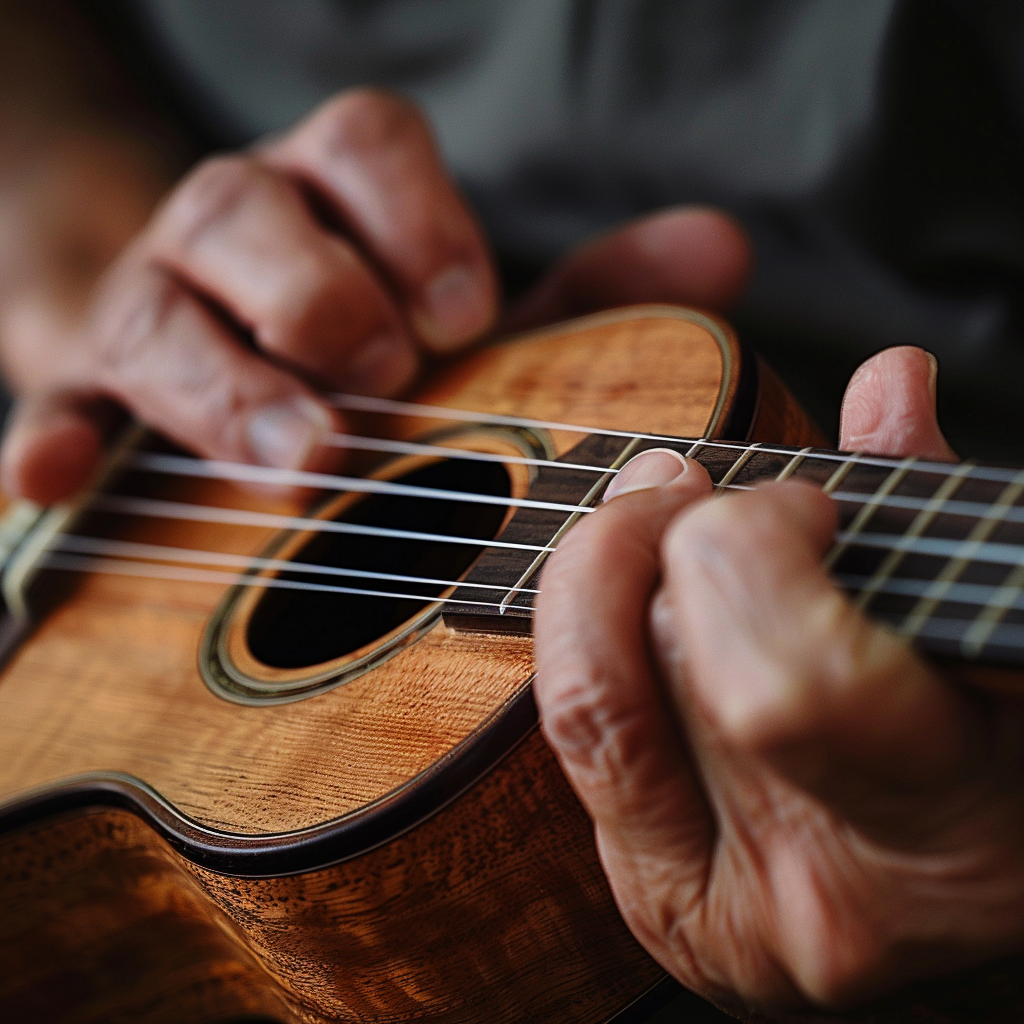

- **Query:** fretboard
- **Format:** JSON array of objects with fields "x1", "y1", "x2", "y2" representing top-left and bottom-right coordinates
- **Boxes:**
[
  {"x1": 687, "y1": 440, "x2": 1024, "y2": 667},
  {"x1": 444, "y1": 435, "x2": 1024, "y2": 670}
]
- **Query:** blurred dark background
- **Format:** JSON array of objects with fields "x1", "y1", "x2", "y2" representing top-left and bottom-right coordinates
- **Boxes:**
[{"x1": 73, "y1": 0, "x2": 1024, "y2": 460}]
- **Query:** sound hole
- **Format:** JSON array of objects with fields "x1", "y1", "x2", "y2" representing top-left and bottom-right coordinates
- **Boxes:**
[{"x1": 246, "y1": 459, "x2": 511, "y2": 669}]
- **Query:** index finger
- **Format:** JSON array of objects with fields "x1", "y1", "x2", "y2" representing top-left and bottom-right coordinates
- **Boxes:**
[{"x1": 534, "y1": 454, "x2": 714, "y2": 849}]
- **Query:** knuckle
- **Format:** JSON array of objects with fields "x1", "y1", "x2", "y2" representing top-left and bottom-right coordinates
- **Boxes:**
[
  {"x1": 92, "y1": 270, "x2": 251, "y2": 452},
  {"x1": 310, "y1": 89, "x2": 428, "y2": 160},
  {"x1": 93, "y1": 269, "x2": 181, "y2": 380},
  {"x1": 784, "y1": 906, "x2": 889, "y2": 1005},
  {"x1": 187, "y1": 374, "x2": 252, "y2": 452},
  {"x1": 251, "y1": 251, "x2": 394, "y2": 364},
  {"x1": 541, "y1": 662, "x2": 649, "y2": 790},
  {"x1": 158, "y1": 154, "x2": 266, "y2": 251},
  {"x1": 662, "y1": 496, "x2": 740, "y2": 583},
  {"x1": 253, "y1": 259, "x2": 339, "y2": 357}
]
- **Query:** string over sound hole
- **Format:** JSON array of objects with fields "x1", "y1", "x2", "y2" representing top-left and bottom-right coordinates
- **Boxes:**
[{"x1": 246, "y1": 458, "x2": 511, "y2": 669}]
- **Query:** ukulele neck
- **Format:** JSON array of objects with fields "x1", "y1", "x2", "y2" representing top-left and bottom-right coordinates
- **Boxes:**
[{"x1": 445, "y1": 436, "x2": 1024, "y2": 670}]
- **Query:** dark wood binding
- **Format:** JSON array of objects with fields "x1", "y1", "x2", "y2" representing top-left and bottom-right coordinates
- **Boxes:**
[
  {"x1": 0, "y1": 727, "x2": 664, "y2": 1024},
  {"x1": 9, "y1": 307, "x2": 1017, "y2": 1023},
  {"x1": 0, "y1": 307, "x2": 749, "y2": 1023}
]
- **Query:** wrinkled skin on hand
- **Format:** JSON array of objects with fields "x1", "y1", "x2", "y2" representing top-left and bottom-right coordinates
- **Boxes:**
[
  {"x1": 0, "y1": 88, "x2": 749, "y2": 505},
  {"x1": 535, "y1": 347, "x2": 1024, "y2": 1013}
]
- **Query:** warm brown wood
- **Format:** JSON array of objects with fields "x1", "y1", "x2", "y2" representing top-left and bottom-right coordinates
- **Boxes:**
[
  {"x1": 187, "y1": 726, "x2": 663, "y2": 1023},
  {"x1": 0, "y1": 727, "x2": 662, "y2": 1024},
  {"x1": 0, "y1": 808, "x2": 297, "y2": 1023},
  {"x1": 0, "y1": 306, "x2": 745, "y2": 1023},
  {"x1": 0, "y1": 306, "x2": 738, "y2": 834},
  {"x1": 4, "y1": 304, "x2": 1019, "y2": 1023},
  {"x1": 748, "y1": 356, "x2": 829, "y2": 448}
]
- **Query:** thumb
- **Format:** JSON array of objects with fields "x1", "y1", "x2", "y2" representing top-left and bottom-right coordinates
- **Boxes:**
[
  {"x1": 0, "y1": 392, "x2": 114, "y2": 503},
  {"x1": 839, "y1": 346, "x2": 956, "y2": 460}
]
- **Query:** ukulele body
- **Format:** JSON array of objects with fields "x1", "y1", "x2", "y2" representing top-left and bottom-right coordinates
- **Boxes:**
[{"x1": 0, "y1": 307, "x2": 817, "y2": 1023}]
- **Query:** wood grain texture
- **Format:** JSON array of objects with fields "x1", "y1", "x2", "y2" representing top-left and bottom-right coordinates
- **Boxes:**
[
  {"x1": 0, "y1": 726, "x2": 663, "y2": 1024},
  {"x1": 0, "y1": 306, "x2": 742, "y2": 1024},
  {"x1": 748, "y1": 357, "x2": 828, "y2": 448},
  {"x1": 0, "y1": 808, "x2": 296, "y2": 1023},
  {"x1": 4, "y1": 306, "x2": 1020, "y2": 1023},
  {"x1": 0, "y1": 307, "x2": 736, "y2": 834}
]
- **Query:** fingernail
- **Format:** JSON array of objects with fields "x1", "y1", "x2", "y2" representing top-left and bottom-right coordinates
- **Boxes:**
[
  {"x1": 604, "y1": 448, "x2": 688, "y2": 500},
  {"x1": 342, "y1": 331, "x2": 416, "y2": 395},
  {"x1": 247, "y1": 396, "x2": 333, "y2": 470},
  {"x1": 414, "y1": 264, "x2": 492, "y2": 350}
]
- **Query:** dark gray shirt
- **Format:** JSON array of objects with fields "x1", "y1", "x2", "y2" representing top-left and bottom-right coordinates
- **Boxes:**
[{"x1": 132, "y1": 0, "x2": 1024, "y2": 455}]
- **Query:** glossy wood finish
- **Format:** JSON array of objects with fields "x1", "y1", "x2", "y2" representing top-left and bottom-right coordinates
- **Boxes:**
[
  {"x1": 0, "y1": 306, "x2": 749, "y2": 1023},
  {"x1": 0, "y1": 728, "x2": 664, "y2": 1024},
  {"x1": 5, "y1": 305, "x2": 1018, "y2": 1023},
  {"x1": 0, "y1": 306, "x2": 739, "y2": 835},
  {"x1": 0, "y1": 809, "x2": 295, "y2": 1023}
]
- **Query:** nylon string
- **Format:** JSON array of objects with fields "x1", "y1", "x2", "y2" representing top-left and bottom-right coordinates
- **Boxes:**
[{"x1": 27, "y1": 392, "x2": 1024, "y2": 653}]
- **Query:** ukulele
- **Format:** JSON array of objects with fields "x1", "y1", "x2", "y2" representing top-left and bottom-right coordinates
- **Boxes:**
[{"x1": 1, "y1": 305, "x2": 1022, "y2": 1024}]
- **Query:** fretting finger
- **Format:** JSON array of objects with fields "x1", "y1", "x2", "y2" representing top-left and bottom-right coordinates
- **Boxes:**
[
  {"x1": 537, "y1": 453, "x2": 714, "y2": 842},
  {"x1": 658, "y1": 479, "x2": 988, "y2": 840},
  {"x1": 536, "y1": 454, "x2": 718, "y2": 933}
]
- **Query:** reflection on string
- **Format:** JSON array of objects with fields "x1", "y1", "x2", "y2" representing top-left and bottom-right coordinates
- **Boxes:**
[
  {"x1": 329, "y1": 391, "x2": 1020, "y2": 484},
  {"x1": 39, "y1": 552, "x2": 513, "y2": 608},
  {"x1": 91, "y1": 495, "x2": 557, "y2": 554},
  {"x1": 51, "y1": 534, "x2": 539, "y2": 594},
  {"x1": 35, "y1": 552, "x2": 1024, "y2": 632}
]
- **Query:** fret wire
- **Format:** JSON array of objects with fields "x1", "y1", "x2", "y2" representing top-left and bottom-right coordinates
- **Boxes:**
[
  {"x1": 962, "y1": 561, "x2": 1024, "y2": 658},
  {"x1": 775, "y1": 446, "x2": 814, "y2": 482},
  {"x1": 50, "y1": 534, "x2": 538, "y2": 594},
  {"x1": 823, "y1": 457, "x2": 917, "y2": 572},
  {"x1": 715, "y1": 442, "x2": 763, "y2": 490},
  {"x1": 899, "y1": 470, "x2": 1024, "y2": 643},
  {"x1": 498, "y1": 435, "x2": 646, "y2": 614},
  {"x1": 854, "y1": 461, "x2": 975, "y2": 612},
  {"x1": 821, "y1": 454, "x2": 861, "y2": 495}
]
